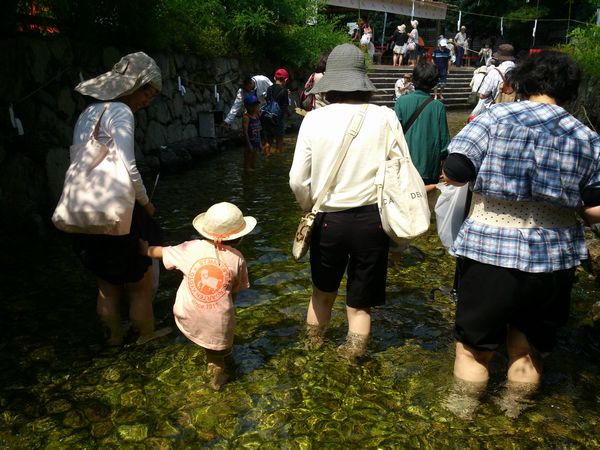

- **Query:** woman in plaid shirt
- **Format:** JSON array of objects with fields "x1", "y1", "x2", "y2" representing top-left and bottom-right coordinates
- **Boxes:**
[{"x1": 442, "y1": 51, "x2": 600, "y2": 414}]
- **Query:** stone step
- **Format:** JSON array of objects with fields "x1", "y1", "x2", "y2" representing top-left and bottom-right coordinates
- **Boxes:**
[
  {"x1": 367, "y1": 64, "x2": 474, "y2": 111},
  {"x1": 370, "y1": 73, "x2": 473, "y2": 80},
  {"x1": 372, "y1": 99, "x2": 472, "y2": 110},
  {"x1": 371, "y1": 91, "x2": 469, "y2": 102},
  {"x1": 371, "y1": 82, "x2": 472, "y2": 89}
]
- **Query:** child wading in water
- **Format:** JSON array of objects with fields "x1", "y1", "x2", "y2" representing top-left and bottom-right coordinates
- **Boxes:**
[
  {"x1": 140, "y1": 202, "x2": 256, "y2": 390},
  {"x1": 242, "y1": 93, "x2": 263, "y2": 170},
  {"x1": 264, "y1": 68, "x2": 289, "y2": 155}
]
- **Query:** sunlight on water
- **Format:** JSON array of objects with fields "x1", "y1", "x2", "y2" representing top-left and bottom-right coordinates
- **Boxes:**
[{"x1": 1, "y1": 111, "x2": 600, "y2": 447}]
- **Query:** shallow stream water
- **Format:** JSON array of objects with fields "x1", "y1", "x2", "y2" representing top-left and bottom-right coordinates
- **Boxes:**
[{"x1": 1, "y1": 111, "x2": 600, "y2": 448}]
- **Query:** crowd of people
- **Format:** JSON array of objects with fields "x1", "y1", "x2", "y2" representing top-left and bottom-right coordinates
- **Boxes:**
[
  {"x1": 289, "y1": 41, "x2": 600, "y2": 419},
  {"x1": 62, "y1": 23, "x2": 600, "y2": 412}
]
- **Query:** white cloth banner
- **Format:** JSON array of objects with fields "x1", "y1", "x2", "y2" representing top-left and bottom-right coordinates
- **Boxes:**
[
  {"x1": 500, "y1": 17, "x2": 504, "y2": 36},
  {"x1": 326, "y1": 0, "x2": 447, "y2": 20},
  {"x1": 457, "y1": 11, "x2": 462, "y2": 31},
  {"x1": 532, "y1": 19, "x2": 538, "y2": 37}
]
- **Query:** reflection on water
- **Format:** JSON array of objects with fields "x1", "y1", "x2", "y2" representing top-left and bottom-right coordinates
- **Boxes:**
[{"x1": 1, "y1": 111, "x2": 600, "y2": 447}]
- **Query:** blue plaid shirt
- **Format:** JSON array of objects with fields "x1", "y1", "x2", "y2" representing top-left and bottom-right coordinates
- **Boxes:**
[{"x1": 449, "y1": 101, "x2": 600, "y2": 272}]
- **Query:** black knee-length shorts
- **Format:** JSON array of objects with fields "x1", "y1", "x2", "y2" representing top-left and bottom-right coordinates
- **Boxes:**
[{"x1": 309, "y1": 204, "x2": 390, "y2": 308}]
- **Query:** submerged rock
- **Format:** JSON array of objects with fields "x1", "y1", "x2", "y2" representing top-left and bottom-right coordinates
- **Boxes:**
[
  {"x1": 46, "y1": 399, "x2": 72, "y2": 414},
  {"x1": 91, "y1": 421, "x2": 113, "y2": 438},
  {"x1": 117, "y1": 424, "x2": 148, "y2": 442},
  {"x1": 120, "y1": 389, "x2": 145, "y2": 408},
  {"x1": 62, "y1": 409, "x2": 87, "y2": 429}
]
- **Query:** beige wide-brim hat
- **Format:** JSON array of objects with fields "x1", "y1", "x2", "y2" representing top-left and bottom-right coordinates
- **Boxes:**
[
  {"x1": 192, "y1": 202, "x2": 257, "y2": 241},
  {"x1": 398, "y1": 24, "x2": 406, "y2": 32},
  {"x1": 411, "y1": 20, "x2": 419, "y2": 28},
  {"x1": 308, "y1": 43, "x2": 376, "y2": 95},
  {"x1": 75, "y1": 52, "x2": 162, "y2": 101}
]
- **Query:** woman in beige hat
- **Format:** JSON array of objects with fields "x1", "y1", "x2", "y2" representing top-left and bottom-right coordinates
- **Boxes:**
[
  {"x1": 141, "y1": 202, "x2": 256, "y2": 390},
  {"x1": 71, "y1": 52, "x2": 170, "y2": 346},
  {"x1": 290, "y1": 43, "x2": 411, "y2": 363}
]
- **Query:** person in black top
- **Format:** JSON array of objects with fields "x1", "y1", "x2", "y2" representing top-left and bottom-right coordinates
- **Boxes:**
[
  {"x1": 389, "y1": 24, "x2": 409, "y2": 67},
  {"x1": 263, "y1": 68, "x2": 289, "y2": 154}
]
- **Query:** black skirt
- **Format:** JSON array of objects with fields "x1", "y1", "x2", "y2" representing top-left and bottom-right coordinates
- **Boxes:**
[{"x1": 72, "y1": 203, "x2": 163, "y2": 284}]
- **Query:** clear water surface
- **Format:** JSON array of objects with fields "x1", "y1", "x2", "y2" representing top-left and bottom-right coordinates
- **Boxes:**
[{"x1": 1, "y1": 111, "x2": 599, "y2": 448}]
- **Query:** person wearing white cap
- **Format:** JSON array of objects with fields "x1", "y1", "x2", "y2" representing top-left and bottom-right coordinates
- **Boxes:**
[
  {"x1": 222, "y1": 74, "x2": 273, "y2": 127},
  {"x1": 290, "y1": 43, "x2": 409, "y2": 363},
  {"x1": 408, "y1": 20, "x2": 420, "y2": 67},
  {"x1": 141, "y1": 202, "x2": 257, "y2": 390},
  {"x1": 71, "y1": 52, "x2": 171, "y2": 347},
  {"x1": 388, "y1": 24, "x2": 409, "y2": 67},
  {"x1": 433, "y1": 39, "x2": 452, "y2": 99},
  {"x1": 454, "y1": 25, "x2": 468, "y2": 67}
]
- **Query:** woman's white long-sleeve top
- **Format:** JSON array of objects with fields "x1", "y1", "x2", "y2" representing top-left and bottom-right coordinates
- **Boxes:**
[
  {"x1": 289, "y1": 103, "x2": 405, "y2": 212},
  {"x1": 73, "y1": 102, "x2": 149, "y2": 205}
]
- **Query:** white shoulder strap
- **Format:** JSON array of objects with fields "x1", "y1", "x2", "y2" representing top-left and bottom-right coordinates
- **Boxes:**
[
  {"x1": 385, "y1": 113, "x2": 411, "y2": 160},
  {"x1": 311, "y1": 103, "x2": 369, "y2": 213}
]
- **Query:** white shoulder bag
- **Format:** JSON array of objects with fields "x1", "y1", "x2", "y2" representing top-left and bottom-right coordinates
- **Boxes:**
[
  {"x1": 52, "y1": 105, "x2": 135, "y2": 235},
  {"x1": 374, "y1": 115, "x2": 430, "y2": 244}
]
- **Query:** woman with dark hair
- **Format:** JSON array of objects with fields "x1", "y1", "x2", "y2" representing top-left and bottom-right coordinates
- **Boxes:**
[
  {"x1": 395, "y1": 61, "x2": 449, "y2": 203},
  {"x1": 442, "y1": 51, "x2": 600, "y2": 417},
  {"x1": 304, "y1": 52, "x2": 329, "y2": 110},
  {"x1": 289, "y1": 43, "x2": 409, "y2": 362}
]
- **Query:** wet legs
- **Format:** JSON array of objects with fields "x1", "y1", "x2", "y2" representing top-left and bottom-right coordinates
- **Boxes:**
[
  {"x1": 206, "y1": 353, "x2": 228, "y2": 391},
  {"x1": 506, "y1": 328, "x2": 542, "y2": 384},
  {"x1": 96, "y1": 278, "x2": 125, "y2": 346},
  {"x1": 305, "y1": 286, "x2": 336, "y2": 349},
  {"x1": 96, "y1": 267, "x2": 170, "y2": 346},
  {"x1": 448, "y1": 329, "x2": 541, "y2": 418},
  {"x1": 337, "y1": 306, "x2": 370, "y2": 363}
]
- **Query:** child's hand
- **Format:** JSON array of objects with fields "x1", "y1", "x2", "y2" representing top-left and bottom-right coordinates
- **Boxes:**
[{"x1": 138, "y1": 239, "x2": 149, "y2": 256}]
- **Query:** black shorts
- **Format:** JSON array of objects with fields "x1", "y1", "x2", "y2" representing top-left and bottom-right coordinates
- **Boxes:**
[
  {"x1": 454, "y1": 258, "x2": 574, "y2": 353},
  {"x1": 72, "y1": 203, "x2": 162, "y2": 285},
  {"x1": 309, "y1": 205, "x2": 389, "y2": 308}
]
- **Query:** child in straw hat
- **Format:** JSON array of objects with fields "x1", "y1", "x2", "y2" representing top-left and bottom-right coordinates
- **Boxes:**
[{"x1": 140, "y1": 202, "x2": 256, "y2": 390}]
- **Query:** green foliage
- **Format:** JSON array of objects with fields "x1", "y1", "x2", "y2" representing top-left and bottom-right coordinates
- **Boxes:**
[
  {"x1": 149, "y1": 0, "x2": 228, "y2": 56},
  {"x1": 10, "y1": 0, "x2": 349, "y2": 68},
  {"x1": 504, "y1": 6, "x2": 550, "y2": 22},
  {"x1": 262, "y1": 17, "x2": 348, "y2": 68},
  {"x1": 560, "y1": 24, "x2": 600, "y2": 75}
]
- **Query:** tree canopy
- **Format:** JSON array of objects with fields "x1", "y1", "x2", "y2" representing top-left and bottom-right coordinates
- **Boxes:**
[{"x1": 8, "y1": 0, "x2": 349, "y2": 68}]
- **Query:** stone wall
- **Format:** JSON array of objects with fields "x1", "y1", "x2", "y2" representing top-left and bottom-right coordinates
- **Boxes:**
[{"x1": 0, "y1": 36, "x2": 248, "y2": 236}]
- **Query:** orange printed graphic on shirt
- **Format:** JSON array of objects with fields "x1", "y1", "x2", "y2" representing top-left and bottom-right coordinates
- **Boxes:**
[{"x1": 187, "y1": 258, "x2": 230, "y2": 304}]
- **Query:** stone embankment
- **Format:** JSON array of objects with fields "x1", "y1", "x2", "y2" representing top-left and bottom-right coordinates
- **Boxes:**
[{"x1": 0, "y1": 37, "x2": 255, "y2": 235}]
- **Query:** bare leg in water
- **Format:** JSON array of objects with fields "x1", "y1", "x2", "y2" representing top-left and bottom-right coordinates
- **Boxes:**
[{"x1": 305, "y1": 286, "x2": 336, "y2": 349}]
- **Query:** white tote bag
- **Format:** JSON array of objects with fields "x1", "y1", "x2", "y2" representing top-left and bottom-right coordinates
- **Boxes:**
[
  {"x1": 375, "y1": 117, "x2": 430, "y2": 244},
  {"x1": 52, "y1": 107, "x2": 135, "y2": 235},
  {"x1": 435, "y1": 183, "x2": 470, "y2": 254}
]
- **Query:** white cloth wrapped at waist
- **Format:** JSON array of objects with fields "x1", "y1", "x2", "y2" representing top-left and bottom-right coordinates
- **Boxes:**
[{"x1": 468, "y1": 192, "x2": 577, "y2": 228}]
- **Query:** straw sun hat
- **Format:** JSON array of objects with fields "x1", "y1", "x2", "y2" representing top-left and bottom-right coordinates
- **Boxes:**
[
  {"x1": 75, "y1": 52, "x2": 162, "y2": 101},
  {"x1": 308, "y1": 43, "x2": 376, "y2": 95},
  {"x1": 192, "y1": 202, "x2": 257, "y2": 242}
]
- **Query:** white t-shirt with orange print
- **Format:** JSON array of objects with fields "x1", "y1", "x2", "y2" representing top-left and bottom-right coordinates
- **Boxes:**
[{"x1": 163, "y1": 239, "x2": 249, "y2": 351}]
